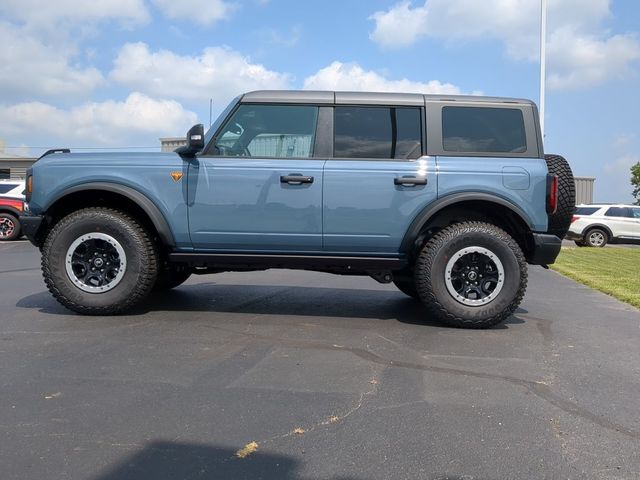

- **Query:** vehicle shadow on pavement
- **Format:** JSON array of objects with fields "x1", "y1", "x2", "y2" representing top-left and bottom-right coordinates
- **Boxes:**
[
  {"x1": 16, "y1": 284, "x2": 525, "y2": 329},
  {"x1": 91, "y1": 440, "x2": 363, "y2": 480}
]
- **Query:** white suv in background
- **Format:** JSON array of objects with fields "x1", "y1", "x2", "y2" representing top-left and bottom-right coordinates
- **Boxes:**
[
  {"x1": 0, "y1": 180, "x2": 26, "y2": 200},
  {"x1": 567, "y1": 204, "x2": 640, "y2": 247}
]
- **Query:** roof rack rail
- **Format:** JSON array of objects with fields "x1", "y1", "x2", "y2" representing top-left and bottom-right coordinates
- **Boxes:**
[{"x1": 39, "y1": 148, "x2": 70, "y2": 159}]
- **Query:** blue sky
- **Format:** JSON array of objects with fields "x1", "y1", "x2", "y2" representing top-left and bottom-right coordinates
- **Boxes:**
[{"x1": 0, "y1": 0, "x2": 639, "y2": 202}]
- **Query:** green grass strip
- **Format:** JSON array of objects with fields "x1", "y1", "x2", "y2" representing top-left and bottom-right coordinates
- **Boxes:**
[{"x1": 551, "y1": 247, "x2": 640, "y2": 309}]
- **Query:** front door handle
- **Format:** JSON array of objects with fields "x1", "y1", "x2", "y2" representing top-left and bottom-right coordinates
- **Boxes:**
[
  {"x1": 394, "y1": 176, "x2": 427, "y2": 186},
  {"x1": 281, "y1": 175, "x2": 314, "y2": 185}
]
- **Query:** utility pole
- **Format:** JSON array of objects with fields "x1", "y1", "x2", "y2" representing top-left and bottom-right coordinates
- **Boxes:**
[
  {"x1": 209, "y1": 99, "x2": 213, "y2": 128},
  {"x1": 539, "y1": 0, "x2": 547, "y2": 139}
]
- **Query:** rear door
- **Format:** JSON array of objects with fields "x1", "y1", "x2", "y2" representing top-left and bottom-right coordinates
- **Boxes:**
[
  {"x1": 189, "y1": 103, "x2": 324, "y2": 251},
  {"x1": 322, "y1": 102, "x2": 437, "y2": 254},
  {"x1": 427, "y1": 101, "x2": 548, "y2": 232}
]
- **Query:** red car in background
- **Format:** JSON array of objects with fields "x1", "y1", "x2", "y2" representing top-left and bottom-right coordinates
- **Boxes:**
[{"x1": 0, "y1": 180, "x2": 26, "y2": 241}]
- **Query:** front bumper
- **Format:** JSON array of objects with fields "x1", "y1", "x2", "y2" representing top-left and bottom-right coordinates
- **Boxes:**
[
  {"x1": 18, "y1": 214, "x2": 44, "y2": 247},
  {"x1": 529, "y1": 233, "x2": 562, "y2": 265}
]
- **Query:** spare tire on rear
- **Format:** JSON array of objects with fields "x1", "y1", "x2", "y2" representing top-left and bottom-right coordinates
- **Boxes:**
[{"x1": 544, "y1": 154, "x2": 575, "y2": 239}]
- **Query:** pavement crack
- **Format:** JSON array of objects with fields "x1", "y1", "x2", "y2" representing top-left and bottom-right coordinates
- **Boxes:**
[
  {"x1": 234, "y1": 373, "x2": 380, "y2": 458},
  {"x1": 207, "y1": 324, "x2": 640, "y2": 441}
]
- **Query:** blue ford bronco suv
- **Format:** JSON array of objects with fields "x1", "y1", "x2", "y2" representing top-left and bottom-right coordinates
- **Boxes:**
[{"x1": 20, "y1": 90, "x2": 575, "y2": 328}]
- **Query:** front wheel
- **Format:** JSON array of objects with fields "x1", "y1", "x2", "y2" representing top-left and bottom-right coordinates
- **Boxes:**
[
  {"x1": 41, "y1": 208, "x2": 158, "y2": 315},
  {"x1": 414, "y1": 222, "x2": 527, "y2": 329}
]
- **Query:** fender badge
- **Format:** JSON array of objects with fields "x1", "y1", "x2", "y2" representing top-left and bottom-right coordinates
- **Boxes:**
[{"x1": 170, "y1": 171, "x2": 183, "y2": 182}]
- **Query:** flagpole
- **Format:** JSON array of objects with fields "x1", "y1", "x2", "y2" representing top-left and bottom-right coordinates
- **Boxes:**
[{"x1": 539, "y1": 0, "x2": 547, "y2": 139}]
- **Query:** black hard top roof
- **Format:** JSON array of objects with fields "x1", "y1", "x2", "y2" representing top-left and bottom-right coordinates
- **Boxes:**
[{"x1": 240, "y1": 90, "x2": 535, "y2": 106}]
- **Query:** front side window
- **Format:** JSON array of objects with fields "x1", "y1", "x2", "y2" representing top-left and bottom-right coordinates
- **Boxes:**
[
  {"x1": 334, "y1": 107, "x2": 422, "y2": 159},
  {"x1": 632, "y1": 208, "x2": 640, "y2": 219},
  {"x1": 442, "y1": 106, "x2": 527, "y2": 154},
  {"x1": 213, "y1": 104, "x2": 318, "y2": 158}
]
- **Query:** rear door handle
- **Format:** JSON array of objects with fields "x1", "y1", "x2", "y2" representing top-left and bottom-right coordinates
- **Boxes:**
[
  {"x1": 281, "y1": 175, "x2": 314, "y2": 185},
  {"x1": 394, "y1": 176, "x2": 427, "y2": 186}
]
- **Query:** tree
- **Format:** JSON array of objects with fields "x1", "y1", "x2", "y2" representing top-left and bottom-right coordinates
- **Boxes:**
[{"x1": 632, "y1": 162, "x2": 640, "y2": 206}]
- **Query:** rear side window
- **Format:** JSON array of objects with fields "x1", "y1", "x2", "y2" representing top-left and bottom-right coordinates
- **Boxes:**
[
  {"x1": 605, "y1": 207, "x2": 631, "y2": 218},
  {"x1": 575, "y1": 207, "x2": 600, "y2": 215},
  {"x1": 334, "y1": 106, "x2": 422, "y2": 159},
  {"x1": 442, "y1": 106, "x2": 526, "y2": 153},
  {"x1": 0, "y1": 184, "x2": 19, "y2": 194},
  {"x1": 632, "y1": 208, "x2": 640, "y2": 219}
]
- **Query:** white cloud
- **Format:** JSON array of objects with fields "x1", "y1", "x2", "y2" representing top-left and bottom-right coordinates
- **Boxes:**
[
  {"x1": 547, "y1": 28, "x2": 640, "y2": 90},
  {"x1": 0, "y1": 21, "x2": 104, "y2": 98},
  {"x1": 110, "y1": 42, "x2": 292, "y2": 106},
  {"x1": 152, "y1": 0, "x2": 237, "y2": 26},
  {"x1": 303, "y1": 61, "x2": 467, "y2": 94},
  {"x1": 0, "y1": 0, "x2": 149, "y2": 27},
  {"x1": 604, "y1": 155, "x2": 639, "y2": 174},
  {"x1": 369, "y1": 0, "x2": 640, "y2": 90},
  {"x1": 0, "y1": 93, "x2": 197, "y2": 146}
]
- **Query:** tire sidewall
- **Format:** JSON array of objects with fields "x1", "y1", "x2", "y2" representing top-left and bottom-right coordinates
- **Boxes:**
[
  {"x1": 45, "y1": 211, "x2": 153, "y2": 309},
  {"x1": 420, "y1": 229, "x2": 522, "y2": 322}
]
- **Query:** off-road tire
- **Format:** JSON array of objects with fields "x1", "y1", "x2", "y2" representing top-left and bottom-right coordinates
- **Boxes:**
[
  {"x1": 544, "y1": 154, "x2": 575, "y2": 239},
  {"x1": 414, "y1": 222, "x2": 527, "y2": 329},
  {"x1": 584, "y1": 227, "x2": 608, "y2": 248},
  {"x1": 41, "y1": 208, "x2": 158, "y2": 315},
  {"x1": 0, "y1": 213, "x2": 21, "y2": 241},
  {"x1": 393, "y1": 272, "x2": 419, "y2": 300},
  {"x1": 153, "y1": 266, "x2": 192, "y2": 291}
]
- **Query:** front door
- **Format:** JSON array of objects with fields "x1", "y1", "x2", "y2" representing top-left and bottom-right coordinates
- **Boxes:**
[{"x1": 189, "y1": 104, "x2": 324, "y2": 251}]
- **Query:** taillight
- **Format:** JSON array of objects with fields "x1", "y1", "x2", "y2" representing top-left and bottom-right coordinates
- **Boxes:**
[
  {"x1": 546, "y1": 174, "x2": 558, "y2": 214},
  {"x1": 571, "y1": 216, "x2": 579, "y2": 223}
]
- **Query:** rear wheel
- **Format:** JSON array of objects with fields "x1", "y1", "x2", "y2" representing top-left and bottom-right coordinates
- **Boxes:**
[
  {"x1": 544, "y1": 154, "x2": 575, "y2": 239},
  {"x1": 42, "y1": 208, "x2": 158, "y2": 314},
  {"x1": 0, "y1": 213, "x2": 21, "y2": 241},
  {"x1": 585, "y1": 228, "x2": 608, "y2": 247},
  {"x1": 414, "y1": 222, "x2": 527, "y2": 329}
]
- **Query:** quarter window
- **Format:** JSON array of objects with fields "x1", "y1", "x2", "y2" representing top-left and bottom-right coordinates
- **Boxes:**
[
  {"x1": 575, "y1": 207, "x2": 599, "y2": 215},
  {"x1": 334, "y1": 107, "x2": 422, "y2": 159},
  {"x1": 442, "y1": 106, "x2": 527, "y2": 154},
  {"x1": 213, "y1": 105, "x2": 318, "y2": 158}
]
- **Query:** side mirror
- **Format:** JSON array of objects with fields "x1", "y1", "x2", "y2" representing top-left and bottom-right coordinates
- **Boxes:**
[{"x1": 175, "y1": 124, "x2": 205, "y2": 156}]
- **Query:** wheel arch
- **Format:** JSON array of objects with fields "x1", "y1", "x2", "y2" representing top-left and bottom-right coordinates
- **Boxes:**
[
  {"x1": 0, "y1": 206, "x2": 23, "y2": 218},
  {"x1": 400, "y1": 193, "x2": 535, "y2": 260},
  {"x1": 582, "y1": 223, "x2": 613, "y2": 240},
  {"x1": 43, "y1": 183, "x2": 175, "y2": 247}
]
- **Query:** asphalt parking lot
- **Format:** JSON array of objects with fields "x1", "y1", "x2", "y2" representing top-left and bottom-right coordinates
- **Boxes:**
[{"x1": 1, "y1": 240, "x2": 639, "y2": 480}]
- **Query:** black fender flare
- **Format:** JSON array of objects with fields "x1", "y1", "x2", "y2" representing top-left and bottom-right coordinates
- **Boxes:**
[
  {"x1": 581, "y1": 223, "x2": 613, "y2": 240},
  {"x1": 0, "y1": 206, "x2": 23, "y2": 218},
  {"x1": 400, "y1": 192, "x2": 533, "y2": 253},
  {"x1": 45, "y1": 182, "x2": 175, "y2": 247}
]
